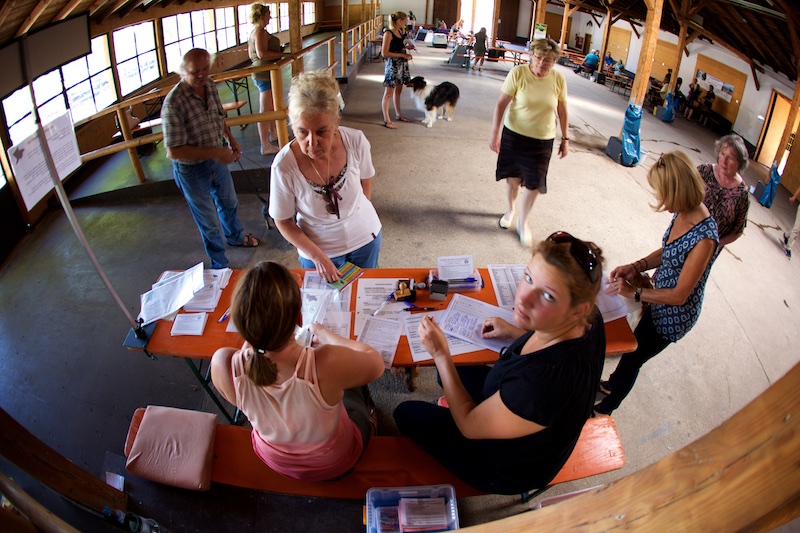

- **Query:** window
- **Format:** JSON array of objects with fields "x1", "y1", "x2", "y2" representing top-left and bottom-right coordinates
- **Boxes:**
[
  {"x1": 238, "y1": 4, "x2": 278, "y2": 45},
  {"x1": 164, "y1": 9, "x2": 236, "y2": 74},
  {"x1": 2, "y1": 35, "x2": 115, "y2": 146},
  {"x1": 62, "y1": 36, "x2": 115, "y2": 123},
  {"x1": 302, "y1": 2, "x2": 316, "y2": 25},
  {"x1": 0, "y1": 165, "x2": 5, "y2": 189},
  {"x1": 279, "y1": 3, "x2": 289, "y2": 32},
  {"x1": 113, "y1": 21, "x2": 158, "y2": 96},
  {"x1": 215, "y1": 7, "x2": 236, "y2": 51}
]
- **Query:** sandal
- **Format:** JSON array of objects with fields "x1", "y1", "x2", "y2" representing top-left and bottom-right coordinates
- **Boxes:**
[
  {"x1": 234, "y1": 234, "x2": 259, "y2": 248},
  {"x1": 395, "y1": 115, "x2": 413, "y2": 123},
  {"x1": 383, "y1": 121, "x2": 398, "y2": 129},
  {"x1": 260, "y1": 143, "x2": 279, "y2": 155}
]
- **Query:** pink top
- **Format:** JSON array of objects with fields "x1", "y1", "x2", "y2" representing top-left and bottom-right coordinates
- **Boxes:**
[{"x1": 232, "y1": 346, "x2": 363, "y2": 481}]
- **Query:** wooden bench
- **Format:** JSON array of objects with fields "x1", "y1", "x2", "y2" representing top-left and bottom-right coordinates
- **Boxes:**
[
  {"x1": 317, "y1": 20, "x2": 341, "y2": 31},
  {"x1": 124, "y1": 408, "x2": 624, "y2": 500}
]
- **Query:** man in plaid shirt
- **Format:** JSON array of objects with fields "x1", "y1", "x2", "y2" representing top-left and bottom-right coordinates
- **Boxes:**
[{"x1": 162, "y1": 48, "x2": 259, "y2": 269}]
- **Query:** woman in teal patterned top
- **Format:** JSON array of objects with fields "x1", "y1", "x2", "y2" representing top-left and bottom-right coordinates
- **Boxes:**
[{"x1": 595, "y1": 151, "x2": 719, "y2": 415}]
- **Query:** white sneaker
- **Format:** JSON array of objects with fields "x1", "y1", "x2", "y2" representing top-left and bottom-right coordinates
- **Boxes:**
[{"x1": 499, "y1": 212, "x2": 514, "y2": 229}]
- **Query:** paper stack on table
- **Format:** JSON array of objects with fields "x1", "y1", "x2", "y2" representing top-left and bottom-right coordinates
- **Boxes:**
[
  {"x1": 170, "y1": 313, "x2": 208, "y2": 336},
  {"x1": 184, "y1": 268, "x2": 232, "y2": 312}
]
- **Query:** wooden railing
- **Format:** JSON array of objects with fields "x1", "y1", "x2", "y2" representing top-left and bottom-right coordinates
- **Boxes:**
[
  {"x1": 340, "y1": 15, "x2": 382, "y2": 78},
  {"x1": 78, "y1": 35, "x2": 339, "y2": 184}
]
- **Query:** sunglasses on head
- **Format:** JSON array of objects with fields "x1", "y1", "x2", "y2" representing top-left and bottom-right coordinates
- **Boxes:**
[{"x1": 546, "y1": 231, "x2": 600, "y2": 283}]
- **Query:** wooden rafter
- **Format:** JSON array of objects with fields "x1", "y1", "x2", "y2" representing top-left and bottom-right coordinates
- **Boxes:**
[
  {"x1": 99, "y1": 0, "x2": 133, "y2": 23},
  {"x1": 120, "y1": 0, "x2": 148, "y2": 19},
  {"x1": 55, "y1": 0, "x2": 83, "y2": 20},
  {"x1": 15, "y1": 0, "x2": 54, "y2": 38},
  {"x1": 90, "y1": 0, "x2": 111, "y2": 16},
  {"x1": 0, "y1": 0, "x2": 14, "y2": 30},
  {"x1": 687, "y1": 20, "x2": 754, "y2": 69}
]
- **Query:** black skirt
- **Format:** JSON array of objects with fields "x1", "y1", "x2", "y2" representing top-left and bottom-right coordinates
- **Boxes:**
[{"x1": 495, "y1": 127, "x2": 554, "y2": 193}]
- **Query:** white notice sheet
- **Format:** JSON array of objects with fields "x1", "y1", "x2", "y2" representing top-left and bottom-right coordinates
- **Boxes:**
[
  {"x1": 596, "y1": 278, "x2": 629, "y2": 322},
  {"x1": 437, "y1": 255, "x2": 474, "y2": 280},
  {"x1": 357, "y1": 315, "x2": 403, "y2": 368},
  {"x1": 487, "y1": 264, "x2": 526, "y2": 310},
  {"x1": 404, "y1": 311, "x2": 483, "y2": 362},
  {"x1": 138, "y1": 262, "x2": 205, "y2": 325},
  {"x1": 439, "y1": 294, "x2": 516, "y2": 353},
  {"x1": 354, "y1": 278, "x2": 399, "y2": 336}
]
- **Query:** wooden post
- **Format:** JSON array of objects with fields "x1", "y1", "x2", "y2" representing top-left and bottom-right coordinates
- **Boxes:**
[
  {"x1": 491, "y1": 0, "x2": 500, "y2": 48},
  {"x1": 773, "y1": 67, "x2": 800, "y2": 169},
  {"x1": 559, "y1": 2, "x2": 580, "y2": 50},
  {"x1": 115, "y1": 108, "x2": 147, "y2": 183},
  {"x1": 271, "y1": 68, "x2": 289, "y2": 148},
  {"x1": 288, "y1": 0, "x2": 303, "y2": 76},
  {"x1": 628, "y1": 0, "x2": 664, "y2": 107},
  {"x1": 599, "y1": 7, "x2": 613, "y2": 60},
  {"x1": 670, "y1": 19, "x2": 688, "y2": 93}
]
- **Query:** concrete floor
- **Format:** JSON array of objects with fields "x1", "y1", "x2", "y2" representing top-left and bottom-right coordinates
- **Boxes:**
[{"x1": 1, "y1": 40, "x2": 799, "y2": 531}]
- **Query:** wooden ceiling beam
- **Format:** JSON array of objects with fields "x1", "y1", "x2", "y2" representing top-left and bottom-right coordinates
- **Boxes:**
[
  {"x1": 90, "y1": 0, "x2": 111, "y2": 16},
  {"x1": 98, "y1": 0, "x2": 132, "y2": 24},
  {"x1": 15, "y1": 0, "x2": 55, "y2": 38},
  {"x1": 0, "y1": 1, "x2": 14, "y2": 31},
  {"x1": 55, "y1": 0, "x2": 84, "y2": 21},
  {"x1": 687, "y1": 19, "x2": 755, "y2": 69},
  {"x1": 119, "y1": 0, "x2": 148, "y2": 19},
  {"x1": 687, "y1": 0, "x2": 710, "y2": 19}
]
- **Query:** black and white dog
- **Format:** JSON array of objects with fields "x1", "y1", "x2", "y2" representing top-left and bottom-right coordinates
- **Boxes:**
[{"x1": 405, "y1": 76, "x2": 460, "y2": 128}]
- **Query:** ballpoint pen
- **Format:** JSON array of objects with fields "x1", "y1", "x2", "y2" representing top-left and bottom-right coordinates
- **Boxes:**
[
  {"x1": 372, "y1": 291, "x2": 395, "y2": 316},
  {"x1": 218, "y1": 306, "x2": 232, "y2": 323},
  {"x1": 402, "y1": 307, "x2": 437, "y2": 312}
]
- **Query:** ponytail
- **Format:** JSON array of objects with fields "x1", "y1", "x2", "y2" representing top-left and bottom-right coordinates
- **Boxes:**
[{"x1": 245, "y1": 348, "x2": 279, "y2": 387}]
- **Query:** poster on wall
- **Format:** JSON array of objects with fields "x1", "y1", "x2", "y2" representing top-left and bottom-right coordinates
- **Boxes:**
[
  {"x1": 695, "y1": 69, "x2": 734, "y2": 103},
  {"x1": 6, "y1": 111, "x2": 81, "y2": 212},
  {"x1": 534, "y1": 23, "x2": 547, "y2": 40}
]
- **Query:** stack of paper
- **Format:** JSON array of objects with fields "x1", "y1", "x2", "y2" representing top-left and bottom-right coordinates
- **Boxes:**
[
  {"x1": 184, "y1": 268, "x2": 232, "y2": 312},
  {"x1": 170, "y1": 313, "x2": 208, "y2": 336},
  {"x1": 398, "y1": 497, "x2": 448, "y2": 532}
]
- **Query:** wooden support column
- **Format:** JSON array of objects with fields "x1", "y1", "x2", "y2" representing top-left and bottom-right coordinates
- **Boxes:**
[
  {"x1": 560, "y1": 2, "x2": 580, "y2": 50},
  {"x1": 535, "y1": 0, "x2": 546, "y2": 25},
  {"x1": 600, "y1": 7, "x2": 613, "y2": 59},
  {"x1": 670, "y1": 18, "x2": 688, "y2": 93},
  {"x1": 288, "y1": 0, "x2": 303, "y2": 76},
  {"x1": 628, "y1": 0, "x2": 664, "y2": 107},
  {"x1": 116, "y1": 108, "x2": 146, "y2": 183},
  {"x1": 491, "y1": 0, "x2": 500, "y2": 48}
]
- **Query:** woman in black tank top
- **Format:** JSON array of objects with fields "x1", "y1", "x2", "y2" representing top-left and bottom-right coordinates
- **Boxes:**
[{"x1": 380, "y1": 12, "x2": 413, "y2": 129}]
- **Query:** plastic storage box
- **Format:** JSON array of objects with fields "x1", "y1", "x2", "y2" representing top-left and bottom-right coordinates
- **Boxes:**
[{"x1": 366, "y1": 484, "x2": 459, "y2": 533}]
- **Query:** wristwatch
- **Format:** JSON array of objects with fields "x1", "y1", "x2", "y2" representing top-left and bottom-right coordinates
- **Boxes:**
[{"x1": 634, "y1": 288, "x2": 642, "y2": 303}]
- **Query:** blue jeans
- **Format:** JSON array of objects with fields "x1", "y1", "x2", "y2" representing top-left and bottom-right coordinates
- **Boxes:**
[
  {"x1": 172, "y1": 159, "x2": 245, "y2": 269},
  {"x1": 298, "y1": 230, "x2": 382, "y2": 270}
]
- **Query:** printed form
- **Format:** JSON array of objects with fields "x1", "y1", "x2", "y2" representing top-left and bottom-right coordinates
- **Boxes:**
[
  {"x1": 357, "y1": 316, "x2": 403, "y2": 368},
  {"x1": 487, "y1": 264, "x2": 526, "y2": 310},
  {"x1": 439, "y1": 294, "x2": 516, "y2": 353},
  {"x1": 404, "y1": 311, "x2": 482, "y2": 362}
]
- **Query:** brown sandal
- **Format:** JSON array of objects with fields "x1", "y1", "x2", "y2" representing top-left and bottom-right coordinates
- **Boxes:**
[
  {"x1": 234, "y1": 234, "x2": 259, "y2": 248},
  {"x1": 383, "y1": 121, "x2": 397, "y2": 129}
]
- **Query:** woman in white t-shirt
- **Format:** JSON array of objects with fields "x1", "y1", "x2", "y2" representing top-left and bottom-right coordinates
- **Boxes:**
[{"x1": 269, "y1": 71, "x2": 382, "y2": 283}]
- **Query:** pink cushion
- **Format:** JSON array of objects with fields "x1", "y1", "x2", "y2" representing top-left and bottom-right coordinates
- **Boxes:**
[{"x1": 126, "y1": 405, "x2": 217, "y2": 491}]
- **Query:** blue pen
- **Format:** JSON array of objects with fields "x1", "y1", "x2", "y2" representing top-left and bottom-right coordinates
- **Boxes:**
[
  {"x1": 218, "y1": 306, "x2": 231, "y2": 323},
  {"x1": 448, "y1": 277, "x2": 477, "y2": 283}
]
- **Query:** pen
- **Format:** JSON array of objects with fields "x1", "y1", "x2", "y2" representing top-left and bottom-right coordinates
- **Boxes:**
[
  {"x1": 372, "y1": 292, "x2": 396, "y2": 316},
  {"x1": 403, "y1": 307, "x2": 437, "y2": 312},
  {"x1": 448, "y1": 277, "x2": 477, "y2": 283},
  {"x1": 218, "y1": 306, "x2": 231, "y2": 323}
]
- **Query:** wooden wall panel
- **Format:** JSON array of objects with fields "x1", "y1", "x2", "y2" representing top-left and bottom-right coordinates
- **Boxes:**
[
  {"x1": 695, "y1": 53, "x2": 747, "y2": 126},
  {"x1": 651, "y1": 39, "x2": 677, "y2": 82},
  {"x1": 608, "y1": 26, "x2": 630, "y2": 64},
  {"x1": 544, "y1": 11, "x2": 569, "y2": 43}
]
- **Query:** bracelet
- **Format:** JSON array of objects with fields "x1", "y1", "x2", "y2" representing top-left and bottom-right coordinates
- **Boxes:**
[
  {"x1": 635, "y1": 287, "x2": 642, "y2": 303},
  {"x1": 562, "y1": 138, "x2": 570, "y2": 141}
]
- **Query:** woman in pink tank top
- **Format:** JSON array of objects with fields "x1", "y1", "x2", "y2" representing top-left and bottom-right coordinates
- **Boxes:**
[{"x1": 210, "y1": 262, "x2": 384, "y2": 481}]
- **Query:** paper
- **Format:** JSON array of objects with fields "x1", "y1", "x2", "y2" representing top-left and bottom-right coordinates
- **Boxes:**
[
  {"x1": 183, "y1": 269, "x2": 231, "y2": 312},
  {"x1": 404, "y1": 310, "x2": 483, "y2": 362},
  {"x1": 357, "y1": 315, "x2": 403, "y2": 368},
  {"x1": 437, "y1": 255, "x2": 474, "y2": 281},
  {"x1": 7, "y1": 111, "x2": 81, "y2": 212},
  {"x1": 225, "y1": 318, "x2": 238, "y2": 333},
  {"x1": 138, "y1": 262, "x2": 205, "y2": 325},
  {"x1": 439, "y1": 294, "x2": 516, "y2": 353},
  {"x1": 301, "y1": 289, "x2": 334, "y2": 326},
  {"x1": 321, "y1": 310, "x2": 352, "y2": 338},
  {"x1": 354, "y1": 278, "x2": 399, "y2": 336},
  {"x1": 304, "y1": 271, "x2": 352, "y2": 310},
  {"x1": 597, "y1": 278, "x2": 629, "y2": 322},
  {"x1": 170, "y1": 313, "x2": 208, "y2": 336},
  {"x1": 488, "y1": 264, "x2": 527, "y2": 310}
]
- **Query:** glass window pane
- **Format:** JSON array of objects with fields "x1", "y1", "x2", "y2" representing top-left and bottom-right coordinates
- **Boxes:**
[
  {"x1": 92, "y1": 70, "x2": 116, "y2": 111},
  {"x1": 87, "y1": 36, "x2": 111, "y2": 75},
  {"x1": 117, "y1": 58, "x2": 142, "y2": 96},
  {"x1": 113, "y1": 27, "x2": 136, "y2": 62},
  {"x1": 9, "y1": 115, "x2": 36, "y2": 146},
  {"x1": 179, "y1": 39, "x2": 194, "y2": 59},
  {"x1": 163, "y1": 16, "x2": 178, "y2": 44},
  {"x1": 66, "y1": 80, "x2": 96, "y2": 122},
  {"x1": 194, "y1": 33, "x2": 206, "y2": 51},
  {"x1": 177, "y1": 13, "x2": 192, "y2": 40},
  {"x1": 217, "y1": 28, "x2": 229, "y2": 51},
  {"x1": 39, "y1": 96, "x2": 67, "y2": 125},
  {"x1": 279, "y1": 3, "x2": 289, "y2": 32},
  {"x1": 165, "y1": 43, "x2": 182, "y2": 74},
  {"x1": 138, "y1": 50, "x2": 159, "y2": 86},
  {"x1": 134, "y1": 21, "x2": 155, "y2": 53},
  {"x1": 202, "y1": 10, "x2": 215, "y2": 31},
  {"x1": 33, "y1": 71, "x2": 63, "y2": 106},
  {"x1": 0, "y1": 166, "x2": 6, "y2": 189},
  {"x1": 3, "y1": 87, "x2": 33, "y2": 126},
  {"x1": 226, "y1": 27, "x2": 235, "y2": 49},
  {"x1": 204, "y1": 32, "x2": 217, "y2": 54},
  {"x1": 62, "y1": 58, "x2": 89, "y2": 89},
  {"x1": 191, "y1": 11, "x2": 205, "y2": 34}
]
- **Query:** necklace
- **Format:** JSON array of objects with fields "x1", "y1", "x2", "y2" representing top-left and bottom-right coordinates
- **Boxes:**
[
  {"x1": 305, "y1": 153, "x2": 342, "y2": 219},
  {"x1": 306, "y1": 154, "x2": 330, "y2": 186}
]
